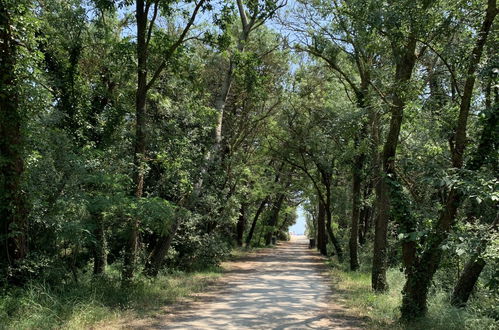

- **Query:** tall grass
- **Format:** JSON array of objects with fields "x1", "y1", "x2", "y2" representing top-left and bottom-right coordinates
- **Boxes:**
[
  {"x1": 327, "y1": 261, "x2": 498, "y2": 329},
  {"x1": 0, "y1": 267, "x2": 221, "y2": 329}
]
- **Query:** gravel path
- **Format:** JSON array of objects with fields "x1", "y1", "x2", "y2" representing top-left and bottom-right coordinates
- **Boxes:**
[{"x1": 132, "y1": 235, "x2": 364, "y2": 329}]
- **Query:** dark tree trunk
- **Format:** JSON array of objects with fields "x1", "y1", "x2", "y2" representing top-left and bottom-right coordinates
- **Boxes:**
[
  {"x1": 451, "y1": 255, "x2": 486, "y2": 307},
  {"x1": 123, "y1": 0, "x2": 148, "y2": 282},
  {"x1": 372, "y1": 31, "x2": 418, "y2": 292},
  {"x1": 246, "y1": 197, "x2": 269, "y2": 246},
  {"x1": 319, "y1": 168, "x2": 343, "y2": 261},
  {"x1": 0, "y1": 2, "x2": 28, "y2": 281},
  {"x1": 144, "y1": 220, "x2": 180, "y2": 277},
  {"x1": 236, "y1": 203, "x2": 247, "y2": 246},
  {"x1": 449, "y1": 81, "x2": 499, "y2": 307},
  {"x1": 325, "y1": 203, "x2": 343, "y2": 261},
  {"x1": 401, "y1": 1, "x2": 497, "y2": 319},
  {"x1": 265, "y1": 194, "x2": 285, "y2": 245},
  {"x1": 317, "y1": 200, "x2": 327, "y2": 256}
]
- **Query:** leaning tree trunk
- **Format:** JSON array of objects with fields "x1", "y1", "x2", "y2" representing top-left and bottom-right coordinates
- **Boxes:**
[
  {"x1": 401, "y1": 0, "x2": 497, "y2": 319},
  {"x1": 144, "y1": 219, "x2": 180, "y2": 277},
  {"x1": 0, "y1": 2, "x2": 28, "y2": 282},
  {"x1": 451, "y1": 254, "x2": 486, "y2": 307},
  {"x1": 246, "y1": 197, "x2": 269, "y2": 246},
  {"x1": 325, "y1": 201, "x2": 344, "y2": 261}
]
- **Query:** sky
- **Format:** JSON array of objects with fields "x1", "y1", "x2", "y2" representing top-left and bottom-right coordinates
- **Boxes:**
[{"x1": 289, "y1": 204, "x2": 306, "y2": 235}]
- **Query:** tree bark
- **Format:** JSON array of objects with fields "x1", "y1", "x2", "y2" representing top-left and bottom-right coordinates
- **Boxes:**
[
  {"x1": 123, "y1": 0, "x2": 148, "y2": 283},
  {"x1": 317, "y1": 200, "x2": 327, "y2": 255},
  {"x1": 144, "y1": 219, "x2": 180, "y2": 277},
  {"x1": 246, "y1": 197, "x2": 269, "y2": 246},
  {"x1": 0, "y1": 2, "x2": 28, "y2": 282},
  {"x1": 449, "y1": 81, "x2": 499, "y2": 307},
  {"x1": 401, "y1": 0, "x2": 497, "y2": 319},
  {"x1": 451, "y1": 254, "x2": 486, "y2": 307},
  {"x1": 265, "y1": 194, "x2": 285, "y2": 245},
  {"x1": 325, "y1": 202, "x2": 343, "y2": 261},
  {"x1": 93, "y1": 217, "x2": 107, "y2": 275},
  {"x1": 372, "y1": 31, "x2": 418, "y2": 292},
  {"x1": 349, "y1": 156, "x2": 362, "y2": 270},
  {"x1": 320, "y1": 168, "x2": 344, "y2": 260}
]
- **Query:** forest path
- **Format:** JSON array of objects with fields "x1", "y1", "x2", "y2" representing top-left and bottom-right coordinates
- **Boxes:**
[{"x1": 131, "y1": 236, "x2": 364, "y2": 329}]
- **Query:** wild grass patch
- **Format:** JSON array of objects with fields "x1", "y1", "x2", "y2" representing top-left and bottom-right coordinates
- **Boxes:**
[
  {"x1": 0, "y1": 268, "x2": 221, "y2": 329},
  {"x1": 327, "y1": 262, "x2": 498, "y2": 329}
]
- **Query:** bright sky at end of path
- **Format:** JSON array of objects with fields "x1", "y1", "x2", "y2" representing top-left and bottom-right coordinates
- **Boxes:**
[{"x1": 289, "y1": 205, "x2": 306, "y2": 235}]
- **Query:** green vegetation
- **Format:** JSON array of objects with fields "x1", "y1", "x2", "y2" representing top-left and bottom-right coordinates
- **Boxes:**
[
  {"x1": 327, "y1": 261, "x2": 499, "y2": 329},
  {"x1": 0, "y1": 268, "x2": 221, "y2": 329},
  {"x1": 0, "y1": 0, "x2": 498, "y2": 328}
]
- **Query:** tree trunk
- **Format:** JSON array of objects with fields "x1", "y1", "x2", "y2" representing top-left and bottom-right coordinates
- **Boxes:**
[
  {"x1": 265, "y1": 194, "x2": 285, "y2": 245},
  {"x1": 401, "y1": 1, "x2": 497, "y2": 319},
  {"x1": 246, "y1": 197, "x2": 269, "y2": 246},
  {"x1": 317, "y1": 200, "x2": 327, "y2": 255},
  {"x1": 0, "y1": 2, "x2": 28, "y2": 282},
  {"x1": 236, "y1": 203, "x2": 247, "y2": 246},
  {"x1": 372, "y1": 176, "x2": 389, "y2": 291},
  {"x1": 450, "y1": 255, "x2": 486, "y2": 307},
  {"x1": 325, "y1": 203, "x2": 343, "y2": 261},
  {"x1": 144, "y1": 219, "x2": 180, "y2": 277},
  {"x1": 449, "y1": 81, "x2": 499, "y2": 307},
  {"x1": 349, "y1": 153, "x2": 364, "y2": 270},
  {"x1": 123, "y1": 0, "x2": 148, "y2": 282},
  {"x1": 372, "y1": 30, "x2": 418, "y2": 292}
]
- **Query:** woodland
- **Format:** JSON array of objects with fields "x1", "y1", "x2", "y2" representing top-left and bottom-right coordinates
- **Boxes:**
[{"x1": 0, "y1": 0, "x2": 498, "y2": 328}]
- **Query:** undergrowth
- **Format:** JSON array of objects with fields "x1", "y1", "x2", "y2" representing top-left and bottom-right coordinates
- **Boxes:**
[
  {"x1": 0, "y1": 267, "x2": 221, "y2": 329},
  {"x1": 327, "y1": 260, "x2": 498, "y2": 329}
]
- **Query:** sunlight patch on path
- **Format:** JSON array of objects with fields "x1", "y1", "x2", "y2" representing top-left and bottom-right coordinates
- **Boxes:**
[{"x1": 131, "y1": 236, "x2": 363, "y2": 329}]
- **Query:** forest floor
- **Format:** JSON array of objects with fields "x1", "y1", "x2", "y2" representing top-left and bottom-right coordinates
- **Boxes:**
[{"x1": 118, "y1": 236, "x2": 364, "y2": 329}]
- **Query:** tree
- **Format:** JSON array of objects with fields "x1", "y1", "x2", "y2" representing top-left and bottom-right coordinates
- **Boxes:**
[{"x1": 0, "y1": 0, "x2": 32, "y2": 282}]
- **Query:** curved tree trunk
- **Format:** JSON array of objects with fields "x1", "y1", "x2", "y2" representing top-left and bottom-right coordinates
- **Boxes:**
[
  {"x1": 325, "y1": 204, "x2": 343, "y2": 261},
  {"x1": 246, "y1": 197, "x2": 269, "y2": 246}
]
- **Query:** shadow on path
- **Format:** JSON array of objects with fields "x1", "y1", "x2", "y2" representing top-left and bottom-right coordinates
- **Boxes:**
[{"x1": 130, "y1": 236, "x2": 365, "y2": 329}]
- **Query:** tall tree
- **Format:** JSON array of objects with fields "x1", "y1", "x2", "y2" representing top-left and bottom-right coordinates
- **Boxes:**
[{"x1": 0, "y1": 0, "x2": 30, "y2": 282}]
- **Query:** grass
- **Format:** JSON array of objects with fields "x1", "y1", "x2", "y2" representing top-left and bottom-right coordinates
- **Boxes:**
[
  {"x1": 326, "y1": 261, "x2": 499, "y2": 329},
  {"x1": 0, "y1": 267, "x2": 221, "y2": 329}
]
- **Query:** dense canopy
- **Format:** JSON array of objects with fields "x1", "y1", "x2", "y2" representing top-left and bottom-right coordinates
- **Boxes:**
[{"x1": 0, "y1": 0, "x2": 497, "y2": 328}]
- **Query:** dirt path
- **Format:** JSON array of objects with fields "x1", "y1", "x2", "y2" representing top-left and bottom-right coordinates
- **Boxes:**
[{"x1": 131, "y1": 235, "x2": 364, "y2": 329}]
